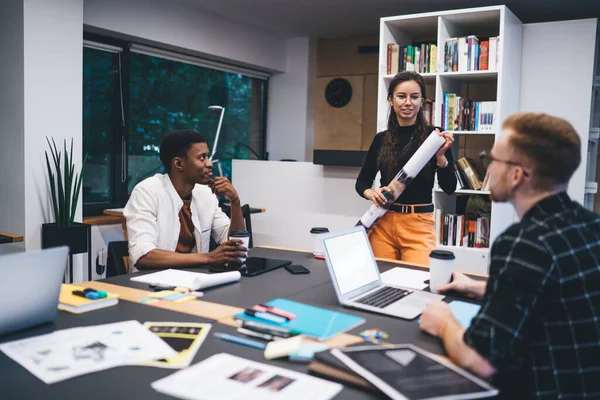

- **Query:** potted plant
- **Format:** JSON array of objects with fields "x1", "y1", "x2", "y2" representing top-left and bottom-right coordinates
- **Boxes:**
[{"x1": 42, "y1": 138, "x2": 90, "y2": 282}]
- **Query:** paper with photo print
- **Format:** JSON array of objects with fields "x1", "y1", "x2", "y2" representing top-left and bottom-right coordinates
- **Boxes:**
[
  {"x1": 140, "y1": 322, "x2": 211, "y2": 369},
  {"x1": 151, "y1": 353, "x2": 342, "y2": 400},
  {"x1": 0, "y1": 320, "x2": 175, "y2": 384}
]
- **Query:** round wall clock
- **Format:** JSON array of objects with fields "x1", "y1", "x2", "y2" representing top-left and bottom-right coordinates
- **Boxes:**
[{"x1": 325, "y1": 78, "x2": 352, "y2": 108}]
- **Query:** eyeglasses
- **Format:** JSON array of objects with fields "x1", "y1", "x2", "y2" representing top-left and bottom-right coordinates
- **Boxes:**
[
  {"x1": 393, "y1": 94, "x2": 423, "y2": 105},
  {"x1": 480, "y1": 152, "x2": 530, "y2": 177}
]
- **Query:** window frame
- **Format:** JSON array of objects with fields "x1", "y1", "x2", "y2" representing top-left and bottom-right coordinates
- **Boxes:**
[{"x1": 82, "y1": 33, "x2": 269, "y2": 217}]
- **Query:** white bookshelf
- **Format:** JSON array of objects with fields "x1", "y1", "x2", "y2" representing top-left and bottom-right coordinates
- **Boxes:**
[
  {"x1": 584, "y1": 23, "x2": 600, "y2": 211},
  {"x1": 377, "y1": 6, "x2": 523, "y2": 274}
]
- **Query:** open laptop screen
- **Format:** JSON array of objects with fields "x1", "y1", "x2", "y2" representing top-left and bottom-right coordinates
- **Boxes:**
[{"x1": 323, "y1": 230, "x2": 379, "y2": 295}]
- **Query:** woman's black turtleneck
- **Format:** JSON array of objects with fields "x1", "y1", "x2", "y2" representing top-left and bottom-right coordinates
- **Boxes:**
[{"x1": 355, "y1": 125, "x2": 456, "y2": 204}]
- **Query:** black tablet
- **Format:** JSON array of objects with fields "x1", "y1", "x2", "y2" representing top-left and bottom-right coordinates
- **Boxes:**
[{"x1": 210, "y1": 257, "x2": 292, "y2": 277}]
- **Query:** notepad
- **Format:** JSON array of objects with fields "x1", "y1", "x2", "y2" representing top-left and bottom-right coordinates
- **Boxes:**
[
  {"x1": 58, "y1": 284, "x2": 120, "y2": 314},
  {"x1": 233, "y1": 298, "x2": 365, "y2": 341},
  {"x1": 449, "y1": 300, "x2": 481, "y2": 329},
  {"x1": 380, "y1": 267, "x2": 429, "y2": 290},
  {"x1": 131, "y1": 269, "x2": 240, "y2": 290}
]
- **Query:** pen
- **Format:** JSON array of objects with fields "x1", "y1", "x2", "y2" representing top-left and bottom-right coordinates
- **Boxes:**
[
  {"x1": 257, "y1": 304, "x2": 296, "y2": 320},
  {"x1": 237, "y1": 327, "x2": 280, "y2": 341},
  {"x1": 244, "y1": 309, "x2": 287, "y2": 324},
  {"x1": 214, "y1": 332, "x2": 267, "y2": 349}
]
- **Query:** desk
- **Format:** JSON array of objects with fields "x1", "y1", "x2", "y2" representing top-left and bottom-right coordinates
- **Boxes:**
[
  {"x1": 0, "y1": 231, "x2": 24, "y2": 244},
  {"x1": 0, "y1": 247, "x2": 485, "y2": 399}
]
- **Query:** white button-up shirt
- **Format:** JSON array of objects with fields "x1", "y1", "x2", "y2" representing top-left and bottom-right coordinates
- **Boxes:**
[{"x1": 123, "y1": 173, "x2": 230, "y2": 268}]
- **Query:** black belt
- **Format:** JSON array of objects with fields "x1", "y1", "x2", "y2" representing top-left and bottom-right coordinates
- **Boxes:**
[{"x1": 389, "y1": 204, "x2": 434, "y2": 214}]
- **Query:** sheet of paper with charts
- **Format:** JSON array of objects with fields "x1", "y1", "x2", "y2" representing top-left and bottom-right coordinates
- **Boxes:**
[
  {"x1": 0, "y1": 320, "x2": 176, "y2": 384},
  {"x1": 151, "y1": 353, "x2": 343, "y2": 400}
]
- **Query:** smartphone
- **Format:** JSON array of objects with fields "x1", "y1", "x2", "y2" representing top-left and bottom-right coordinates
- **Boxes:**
[{"x1": 285, "y1": 264, "x2": 310, "y2": 275}]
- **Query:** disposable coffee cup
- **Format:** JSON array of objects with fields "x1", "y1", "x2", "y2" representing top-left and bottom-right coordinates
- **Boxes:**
[
  {"x1": 229, "y1": 230, "x2": 250, "y2": 263},
  {"x1": 310, "y1": 227, "x2": 329, "y2": 256},
  {"x1": 429, "y1": 250, "x2": 455, "y2": 293}
]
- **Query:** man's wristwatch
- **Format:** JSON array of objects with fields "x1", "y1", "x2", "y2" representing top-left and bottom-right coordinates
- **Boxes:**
[{"x1": 438, "y1": 160, "x2": 449, "y2": 168}]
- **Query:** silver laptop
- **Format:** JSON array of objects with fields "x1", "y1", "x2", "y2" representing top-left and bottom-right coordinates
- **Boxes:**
[
  {"x1": 322, "y1": 226, "x2": 444, "y2": 320},
  {"x1": 0, "y1": 246, "x2": 69, "y2": 336}
]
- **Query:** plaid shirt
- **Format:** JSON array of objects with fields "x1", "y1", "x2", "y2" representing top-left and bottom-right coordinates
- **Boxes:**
[{"x1": 464, "y1": 192, "x2": 600, "y2": 399}]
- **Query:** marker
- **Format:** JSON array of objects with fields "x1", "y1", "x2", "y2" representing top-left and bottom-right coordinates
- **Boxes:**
[
  {"x1": 214, "y1": 332, "x2": 266, "y2": 349},
  {"x1": 240, "y1": 320, "x2": 301, "y2": 337},
  {"x1": 244, "y1": 309, "x2": 287, "y2": 324},
  {"x1": 72, "y1": 290, "x2": 100, "y2": 300},
  {"x1": 257, "y1": 304, "x2": 296, "y2": 320},
  {"x1": 236, "y1": 327, "x2": 280, "y2": 341}
]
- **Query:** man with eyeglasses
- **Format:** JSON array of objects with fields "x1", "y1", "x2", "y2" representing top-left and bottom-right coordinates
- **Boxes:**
[{"x1": 419, "y1": 113, "x2": 600, "y2": 399}]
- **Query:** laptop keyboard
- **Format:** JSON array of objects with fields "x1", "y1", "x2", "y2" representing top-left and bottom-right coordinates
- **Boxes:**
[{"x1": 356, "y1": 286, "x2": 412, "y2": 309}]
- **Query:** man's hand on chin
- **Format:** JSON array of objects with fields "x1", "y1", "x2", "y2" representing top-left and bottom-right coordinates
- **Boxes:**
[{"x1": 209, "y1": 177, "x2": 239, "y2": 203}]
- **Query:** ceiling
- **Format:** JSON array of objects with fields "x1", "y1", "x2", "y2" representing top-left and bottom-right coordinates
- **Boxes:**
[{"x1": 180, "y1": 0, "x2": 600, "y2": 39}]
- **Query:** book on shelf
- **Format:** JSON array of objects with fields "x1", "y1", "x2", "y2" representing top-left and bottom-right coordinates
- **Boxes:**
[
  {"x1": 386, "y1": 42, "x2": 437, "y2": 75},
  {"x1": 437, "y1": 213, "x2": 490, "y2": 249},
  {"x1": 453, "y1": 162, "x2": 469, "y2": 190},
  {"x1": 457, "y1": 157, "x2": 483, "y2": 190},
  {"x1": 444, "y1": 36, "x2": 499, "y2": 72},
  {"x1": 422, "y1": 100, "x2": 435, "y2": 126},
  {"x1": 441, "y1": 94, "x2": 496, "y2": 132}
]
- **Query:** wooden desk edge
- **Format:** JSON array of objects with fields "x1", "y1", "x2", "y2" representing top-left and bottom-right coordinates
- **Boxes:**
[
  {"x1": 83, "y1": 215, "x2": 125, "y2": 226},
  {"x1": 104, "y1": 210, "x2": 124, "y2": 217},
  {"x1": 0, "y1": 231, "x2": 24, "y2": 243},
  {"x1": 257, "y1": 246, "x2": 489, "y2": 278}
]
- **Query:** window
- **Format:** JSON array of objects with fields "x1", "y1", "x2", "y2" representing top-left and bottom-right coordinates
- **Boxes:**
[{"x1": 82, "y1": 36, "x2": 268, "y2": 216}]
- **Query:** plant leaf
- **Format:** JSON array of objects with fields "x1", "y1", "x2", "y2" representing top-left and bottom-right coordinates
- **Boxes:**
[{"x1": 45, "y1": 152, "x2": 59, "y2": 224}]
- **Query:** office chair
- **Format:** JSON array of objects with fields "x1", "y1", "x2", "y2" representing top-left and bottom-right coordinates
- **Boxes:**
[
  {"x1": 241, "y1": 204, "x2": 253, "y2": 248},
  {"x1": 106, "y1": 241, "x2": 130, "y2": 277}
]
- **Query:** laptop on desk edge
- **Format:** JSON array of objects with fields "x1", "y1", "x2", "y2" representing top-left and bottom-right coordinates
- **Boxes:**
[
  {"x1": 0, "y1": 246, "x2": 68, "y2": 337},
  {"x1": 321, "y1": 226, "x2": 443, "y2": 320}
]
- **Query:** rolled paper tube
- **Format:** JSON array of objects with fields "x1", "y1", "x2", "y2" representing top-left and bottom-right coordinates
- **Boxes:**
[{"x1": 357, "y1": 130, "x2": 445, "y2": 230}]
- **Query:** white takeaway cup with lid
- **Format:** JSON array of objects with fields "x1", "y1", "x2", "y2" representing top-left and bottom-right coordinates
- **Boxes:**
[
  {"x1": 429, "y1": 250, "x2": 456, "y2": 293},
  {"x1": 310, "y1": 227, "x2": 329, "y2": 257}
]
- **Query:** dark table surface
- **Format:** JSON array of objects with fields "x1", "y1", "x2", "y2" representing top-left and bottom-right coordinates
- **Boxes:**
[{"x1": 0, "y1": 247, "x2": 483, "y2": 400}]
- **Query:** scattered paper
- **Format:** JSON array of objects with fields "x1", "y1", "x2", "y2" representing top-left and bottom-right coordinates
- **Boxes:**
[
  {"x1": 381, "y1": 267, "x2": 429, "y2": 290},
  {"x1": 141, "y1": 322, "x2": 211, "y2": 369},
  {"x1": 151, "y1": 353, "x2": 342, "y2": 400},
  {"x1": 131, "y1": 269, "x2": 240, "y2": 290},
  {"x1": 0, "y1": 320, "x2": 176, "y2": 384}
]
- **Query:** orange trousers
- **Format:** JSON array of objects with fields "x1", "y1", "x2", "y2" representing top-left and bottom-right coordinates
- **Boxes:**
[{"x1": 368, "y1": 207, "x2": 435, "y2": 266}]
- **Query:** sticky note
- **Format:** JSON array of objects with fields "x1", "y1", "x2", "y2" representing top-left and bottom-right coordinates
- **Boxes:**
[
  {"x1": 264, "y1": 335, "x2": 303, "y2": 360},
  {"x1": 149, "y1": 291, "x2": 177, "y2": 299}
]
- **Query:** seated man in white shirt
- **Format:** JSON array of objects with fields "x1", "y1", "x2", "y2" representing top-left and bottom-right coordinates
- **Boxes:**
[{"x1": 124, "y1": 130, "x2": 247, "y2": 270}]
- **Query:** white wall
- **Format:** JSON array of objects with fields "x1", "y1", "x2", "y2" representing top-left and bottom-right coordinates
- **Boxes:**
[
  {"x1": 520, "y1": 19, "x2": 597, "y2": 203},
  {"x1": 233, "y1": 160, "x2": 366, "y2": 250},
  {"x1": 83, "y1": 0, "x2": 286, "y2": 73},
  {"x1": 0, "y1": 0, "x2": 25, "y2": 241},
  {"x1": 267, "y1": 37, "x2": 317, "y2": 161},
  {"x1": 0, "y1": 0, "x2": 83, "y2": 265}
]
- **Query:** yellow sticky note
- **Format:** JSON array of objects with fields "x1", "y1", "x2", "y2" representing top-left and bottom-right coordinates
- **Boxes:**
[
  {"x1": 173, "y1": 295, "x2": 197, "y2": 303},
  {"x1": 149, "y1": 291, "x2": 177, "y2": 299},
  {"x1": 264, "y1": 335, "x2": 303, "y2": 360}
]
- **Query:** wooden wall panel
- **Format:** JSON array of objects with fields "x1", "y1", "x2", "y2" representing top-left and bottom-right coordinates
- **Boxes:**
[
  {"x1": 315, "y1": 76, "x2": 364, "y2": 150},
  {"x1": 317, "y1": 36, "x2": 379, "y2": 77},
  {"x1": 362, "y1": 74, "x2": 379, "y2": 150}
]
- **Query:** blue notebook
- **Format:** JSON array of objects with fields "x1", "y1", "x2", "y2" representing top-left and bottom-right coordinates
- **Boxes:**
[{"x1": 233, "y1": 298, "x2": 365, "y2": 341}]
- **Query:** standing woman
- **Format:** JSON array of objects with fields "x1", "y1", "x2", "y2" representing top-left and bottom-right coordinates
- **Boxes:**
[{"x1": 356, "y1": 71, "x2": 456, "y2": 265}]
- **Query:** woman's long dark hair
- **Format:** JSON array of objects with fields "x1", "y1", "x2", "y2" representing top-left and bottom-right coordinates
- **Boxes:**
[{"x1": 378, "y1": 71, "x2": 429, "y2": 184}]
